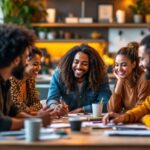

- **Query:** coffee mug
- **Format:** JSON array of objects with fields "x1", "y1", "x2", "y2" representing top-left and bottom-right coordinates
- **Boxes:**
[
  {"x1": 92, "y1": 103, "x2": 103, "y2": 118},
  {"x1": 24, "y1": 118, "x2": 42, "y2": 142},
  {"x1": 69, "y1": 117, "x2": 82, "y2": 132}
]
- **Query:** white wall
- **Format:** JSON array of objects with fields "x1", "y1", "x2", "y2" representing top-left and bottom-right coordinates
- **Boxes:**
[{"x1": 108, "y1": 28, "x2": 150, "y2": 53}]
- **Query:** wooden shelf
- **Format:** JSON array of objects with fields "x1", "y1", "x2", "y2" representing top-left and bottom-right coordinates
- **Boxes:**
[
  {"x1": 32, "y1": 23, "x2": 149, "y2": 28},
  {"x1": 36, "y1": 39, "x2": 105, "y2": 43}
]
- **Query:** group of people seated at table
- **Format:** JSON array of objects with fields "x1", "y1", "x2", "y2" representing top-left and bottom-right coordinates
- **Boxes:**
[{"x1": 1, "y1": 23, "x2": 150, "y2": 131}]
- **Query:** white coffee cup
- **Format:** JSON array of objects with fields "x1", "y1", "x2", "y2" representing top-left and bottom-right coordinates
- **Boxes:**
[
  {"x1": 92, "y1": 103, "x2": 103, "y2": 118},
  {"x1": 24, "y1": 118, "x2": 42, "y2": 142}
]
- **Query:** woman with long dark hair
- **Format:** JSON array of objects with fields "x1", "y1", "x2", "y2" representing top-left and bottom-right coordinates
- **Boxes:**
[{"x1": 47, "y1": 44, "x2": 111, "y2": 116}]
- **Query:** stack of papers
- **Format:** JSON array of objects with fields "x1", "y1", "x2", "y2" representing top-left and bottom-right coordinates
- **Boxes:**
[
  {"x1": 0, "y1": 128, "x2": 68, "y2": 140},
  {"x1": 104, "y1": 124, "x2": 150, "y2": 136},
  {"x1": 63, "y1": 113, "x2": 103, "y2": 121},
  {"x1": 0, "y1": 130, "x2": 24, "y2": 136},
  {"x1": 112, "y1": 124, "x2": 147, "y2": 130},
  {"x1": 104, "y1": 130, "x2": 150, "y2": 137},
  {"x1": 82, "y1": 122, "x2": 114, "y2": 129}
]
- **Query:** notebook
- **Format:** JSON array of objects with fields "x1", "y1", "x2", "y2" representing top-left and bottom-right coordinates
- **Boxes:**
[{"x1": 104, "y1": 130, "x2": 150, "y2": 137}]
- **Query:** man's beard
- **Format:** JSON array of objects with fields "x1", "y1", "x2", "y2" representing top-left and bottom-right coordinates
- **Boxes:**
[
  {"x1": 145, "y1": 65, "x2": 150, "y2": 80},
  {"x1": 12, "y1": 61, "x2": 25, "y2": 80}
]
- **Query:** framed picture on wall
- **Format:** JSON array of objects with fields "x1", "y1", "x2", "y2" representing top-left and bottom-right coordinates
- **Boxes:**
[{"x1": 98, "y1": 4, "x2": 113, "y2": 23}]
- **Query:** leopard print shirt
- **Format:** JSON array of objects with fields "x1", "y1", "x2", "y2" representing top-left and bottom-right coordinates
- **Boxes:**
[{"x1": 10, "y1": 77, "x2": 42, "y2": 113}]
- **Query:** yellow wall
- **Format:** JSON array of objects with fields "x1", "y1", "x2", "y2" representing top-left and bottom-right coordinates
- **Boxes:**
[{"x1": 35, "y1": 41, "x2": 106, "y2": 61}]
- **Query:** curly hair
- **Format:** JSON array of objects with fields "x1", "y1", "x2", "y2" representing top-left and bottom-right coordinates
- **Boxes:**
[
  {"x1": 116, "y1": 46, "x2": 143, "y2": 87},
  {"x1": 127, "y1": 41, "x2": 139, "y2": 50},
  {"x1": 0, "y1": 24, "x2": 36, "y2": 68},
  {"x1": 140, "y1": 34, "x2": 150, "y2": 54},
  {"x1": 29, "y1": 46, "x2": 42, "y2": 61},
  {"x1": 58, "y1": 44, "x2": 106, "y2": 91}
]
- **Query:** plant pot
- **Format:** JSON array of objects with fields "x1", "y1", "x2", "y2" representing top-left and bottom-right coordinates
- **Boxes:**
[
  {"x1": 38, "y1": 31, "x2": 46, "y2": 40},
  {"x1": 133, "y1": 14, "x2": 143, "y2": 23},
  {"x1": 47, "y1": 32, "x2": 56, "y2": 40},
  {"x1": 145, "y1": 14, "x2": 150, "y2": 23}
]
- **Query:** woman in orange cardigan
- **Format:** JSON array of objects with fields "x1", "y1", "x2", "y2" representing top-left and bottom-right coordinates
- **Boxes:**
[
  {"x1": 107, "y1": 43, "x2": 150, "y2": 113},
  {"x1": 103, "y1": 35, "x2": 150, "y2": 126}
]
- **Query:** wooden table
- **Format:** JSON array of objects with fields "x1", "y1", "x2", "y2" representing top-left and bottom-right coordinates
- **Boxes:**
[
  {"x1": 1, "y1": 128, "x2": 150, "y2": 150},
  {"x1": 0, "y1": 117, "x2": 150, "y2": 150}
]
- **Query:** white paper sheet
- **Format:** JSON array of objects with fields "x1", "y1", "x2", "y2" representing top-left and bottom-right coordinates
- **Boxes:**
[
  {"x1": 82, "y1": 122, "x2": 114, "y2": 129},
  {"x1": 0, "y1": 130, "x2": 24, "y2": 136},
  {"x1": 49, "y1": 123, "x2": 70, "y2": 128}
]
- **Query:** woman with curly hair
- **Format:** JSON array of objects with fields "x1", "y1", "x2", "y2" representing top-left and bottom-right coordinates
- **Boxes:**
[
  {"x1": 10, "y1": 46, "x2": 43, "y2": 114},
  {"x1": 47, "y1": 44, "x2": 111, "y2": 116},
  {"x1": 107, "y1": 42, "x2": 150, "y2": 113}
]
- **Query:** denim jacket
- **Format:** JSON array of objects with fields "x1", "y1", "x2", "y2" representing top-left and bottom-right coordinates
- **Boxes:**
[{"x1": 46, "y1": 69, "x2": 111, "y2": 113}]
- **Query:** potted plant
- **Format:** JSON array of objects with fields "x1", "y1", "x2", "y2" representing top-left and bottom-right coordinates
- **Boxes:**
[
  {"x1": 0, "y1": 0, "x2": 12, "y2": 23},
  {"x1": 0, "y1": 0, "x2": 47, "y2": 27},
  {"x1": 47, "y1": 28, "x2": 56, "y2": 40},
  {"x1": 129, "y1": 0, "x2": 146, "y2": 23},
  {"x1": 36, "y1": 27, "x2": 47, "y2": 40}
]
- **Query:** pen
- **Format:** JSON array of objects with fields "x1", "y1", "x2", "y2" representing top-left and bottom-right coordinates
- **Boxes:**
[
  {"x1": 59, "y1": 97, "x2": 69, "y2": 110},
  {"x1": 59, "y1": 97, "x2": 66, "y2": 105}
]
